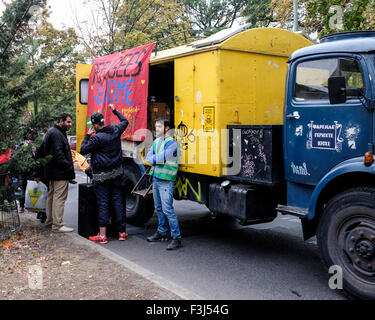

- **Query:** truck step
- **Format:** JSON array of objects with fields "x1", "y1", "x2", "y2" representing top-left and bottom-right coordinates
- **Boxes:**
[
  {"x1": 132, "y1": 187, "x2": 153, "y2": 197},
  {"x1": 131, "y1": 166, "x2": 153, "y2": 198},
  {"x1": 276, "y1": 205, "x2": 308, "y2": 219}
]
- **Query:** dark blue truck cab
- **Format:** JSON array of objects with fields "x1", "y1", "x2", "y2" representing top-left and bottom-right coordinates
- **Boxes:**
[
  {"x1": 278, "y1": 31, "x2": 375, "y2": 300},
  {"x1": 187, "y1": 31, "x2": 375, "y2": 299}
]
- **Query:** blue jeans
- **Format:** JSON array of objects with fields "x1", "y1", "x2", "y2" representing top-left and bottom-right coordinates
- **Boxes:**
[
  {"x1": 94, "y1": 179, "x2": 125, "y2": 233},
  {"x1": 153, "y1": 180, "x2": 181, "y2": 239}
]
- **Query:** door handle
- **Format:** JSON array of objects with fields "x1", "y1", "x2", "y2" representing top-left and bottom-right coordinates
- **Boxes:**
[{"x1": 286, "y1": 111, "x2": 300, "y2": 120}]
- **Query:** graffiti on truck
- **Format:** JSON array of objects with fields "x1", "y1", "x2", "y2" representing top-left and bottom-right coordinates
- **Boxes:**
[{"x1": 175, "y1": 176, "x2": 202, "y2": 203}]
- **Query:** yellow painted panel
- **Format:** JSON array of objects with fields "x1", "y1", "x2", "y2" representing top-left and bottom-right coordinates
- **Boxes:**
[
  {"x1": 218, "y1": 50, "x2": 288, "y2": 126},
  {"x1": 193, "y1": 51, "x2": 218, "y2": 107},
  {"x1": 174, "y1": 48, "x2": 289, "y2": 177},
  {"x1": 253, "y1": 54, "x2": 288, "y2": 125},
  {"x1": 172, "y1": 30, "x2": 311, "y2": 178},
  {"x1": 76, "y1": 64, "x2": 92, "y2": 152},
  {"x1": 220, "y1": 28, "x2": 313, "y2": 57},
  {"x1": 192, "y1": 51, "x2": 221, "y2": 176},
  {"x1": 174, "y1": 51, "x2": 223, "y2": 177},
  {"x1": 174, "y1": 55, "x2": 194, "y2": 168},
  {"x1": 217, "y1": 50, "x2": 256, "y2": 127}
]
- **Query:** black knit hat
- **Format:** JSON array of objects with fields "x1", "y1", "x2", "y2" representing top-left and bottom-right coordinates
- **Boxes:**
[{"x1": 91, "y1": 113, "x2": 104, "y2": 125}]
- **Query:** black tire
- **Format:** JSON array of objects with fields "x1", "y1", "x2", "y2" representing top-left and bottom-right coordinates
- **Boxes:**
[
  {"x1": 317, "y1": 187, "x2": 375, "y2": 300},
  {"x1": 122, "y1": 164, "x2": 154, "y2": 227}
]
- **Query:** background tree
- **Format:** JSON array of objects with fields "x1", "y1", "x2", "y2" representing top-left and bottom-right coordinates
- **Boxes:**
[
  {"x1": 242, "y1": 0, "x2": 274, "y2": 28},
  {"x1": 271, "y1": 0, "x2": 375, "y2": 37},
  {"x1": 181, "y1": 0, "x2": 248, "y2": 36},
  {"x1": 0, "y1": 0, "x2": 75, "y2": 201},
  {"x1": 24, "y1": 17, "x2": 86, "y2": 135},
  {"x1": 74, "y1": 0, "x2": 191, "y2": 57},
  {"x1": 363, "y1": 0, "x2": 375, "y2": 29}
]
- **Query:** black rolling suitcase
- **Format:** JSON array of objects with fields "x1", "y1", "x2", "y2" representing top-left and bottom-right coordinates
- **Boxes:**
[{"x1": 78, "y1": 183, "x2": 125, "y2": 238}]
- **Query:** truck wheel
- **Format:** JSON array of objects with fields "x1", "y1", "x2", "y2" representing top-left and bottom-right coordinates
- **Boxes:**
[
  {"x1": 317, "y1": 187, "x2": 375, "y2": 300},
  {"x1": 122, "y1": 164, "x2": 154, "y2": 227}
]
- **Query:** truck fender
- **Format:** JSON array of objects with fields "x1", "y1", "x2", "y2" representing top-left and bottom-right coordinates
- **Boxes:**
[{"x1": 307, "y1": 157, "x2": 375, "y2": 220}]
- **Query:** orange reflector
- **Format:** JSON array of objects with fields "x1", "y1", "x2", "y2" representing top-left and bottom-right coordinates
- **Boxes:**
[{"x1": 365, "y1": 152, "x2": 374, "y2": 165}]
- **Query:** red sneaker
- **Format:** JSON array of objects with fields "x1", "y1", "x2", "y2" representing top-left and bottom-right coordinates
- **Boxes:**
[
  {"x1": 89, "y1": 233, "x2": 108, "y2": 244},
  {"x1": 119, "y1": 233, "x2": 128, "y2": 241}
]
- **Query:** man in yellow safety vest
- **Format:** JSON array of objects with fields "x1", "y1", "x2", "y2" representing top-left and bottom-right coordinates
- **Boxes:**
[{"x1": 145, "y1": 118, "x2": 181, "y2": 250}]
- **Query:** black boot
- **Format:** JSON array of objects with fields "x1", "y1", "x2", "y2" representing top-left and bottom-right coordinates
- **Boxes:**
[
  {"x1": 37, "y1": 211, "x2": 46, "y2": 223},
  {"x1": 167, "y1": 238, "x2": 182, "y2": 250},
  {"x1": 40, "y1": 212, "x2": 47, "y2": 223},
  {"x1": 147, "y1": 232, "x2": 168, "y2": 242}
]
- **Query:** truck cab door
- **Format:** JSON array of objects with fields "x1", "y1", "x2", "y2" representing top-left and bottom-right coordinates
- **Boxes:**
[{"x1": 284, "y1": 55, "x2": 372, "y2": 190}]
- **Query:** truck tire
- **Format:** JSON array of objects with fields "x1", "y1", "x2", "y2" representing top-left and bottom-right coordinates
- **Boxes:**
[
  {"x1": 122, "y1": 164, "x2": 154, "y2": 227},
  {"x1": 317, "y1": 187, "x2": 375, "y2": 300}
]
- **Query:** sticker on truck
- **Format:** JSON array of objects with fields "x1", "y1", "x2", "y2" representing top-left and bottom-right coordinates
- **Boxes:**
[{"x1": 306, "y1": 121, "x2": 343, "y2": 152}]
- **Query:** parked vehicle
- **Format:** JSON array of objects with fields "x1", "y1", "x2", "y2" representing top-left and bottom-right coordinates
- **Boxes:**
[{"x1": 76, "y1": 28, "x2": 375, "y2": 299}]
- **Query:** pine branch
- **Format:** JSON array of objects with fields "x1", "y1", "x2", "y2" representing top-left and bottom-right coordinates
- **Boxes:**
[{"x1": 1, "y1": 0, "x2": 33, "y2": 58}]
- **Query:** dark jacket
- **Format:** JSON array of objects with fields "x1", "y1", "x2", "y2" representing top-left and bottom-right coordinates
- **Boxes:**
[
  {"x1": 80, "y1": 110, "x2": 128, "y2": 174},
  {"x1": 41, "y1": 124, "x2": 75, "y2": 181}
]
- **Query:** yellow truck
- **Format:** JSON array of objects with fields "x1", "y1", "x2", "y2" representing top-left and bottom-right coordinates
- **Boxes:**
[{"x1": 76, "y1": 27, "x2": 311, "y2": 226}]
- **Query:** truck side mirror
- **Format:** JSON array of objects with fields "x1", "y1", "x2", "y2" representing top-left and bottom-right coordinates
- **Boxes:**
[{"x1": 328, "y1": 76, "x2": 347, "y2": 104}]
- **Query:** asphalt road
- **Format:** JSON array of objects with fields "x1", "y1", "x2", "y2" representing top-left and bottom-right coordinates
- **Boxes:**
[{"x1": 62, "y1": 168, "x2": 346, "y2": 300}]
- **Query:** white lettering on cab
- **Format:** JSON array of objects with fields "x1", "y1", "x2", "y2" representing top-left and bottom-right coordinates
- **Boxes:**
[{"x1": 291, "y1": 162, "x2": 311, "y2": 176}]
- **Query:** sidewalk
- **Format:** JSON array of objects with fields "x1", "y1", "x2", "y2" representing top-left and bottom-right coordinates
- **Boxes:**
[{"x1": 0, "y1": 212, "x2": 183, "y2": 300}]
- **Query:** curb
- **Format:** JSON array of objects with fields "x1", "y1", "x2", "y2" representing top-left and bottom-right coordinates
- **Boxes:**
[{"x1": 70, "y1": 232, "x2": 204, "y2": 300}]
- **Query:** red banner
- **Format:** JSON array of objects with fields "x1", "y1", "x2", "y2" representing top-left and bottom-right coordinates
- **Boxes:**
[{"x1": 87, "y1": 43, "x2": 155, "y2": 141}]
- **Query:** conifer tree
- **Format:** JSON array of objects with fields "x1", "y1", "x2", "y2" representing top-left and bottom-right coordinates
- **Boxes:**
[{"x1": 0, "y1": 0, "x2": 72, "y2": 201}]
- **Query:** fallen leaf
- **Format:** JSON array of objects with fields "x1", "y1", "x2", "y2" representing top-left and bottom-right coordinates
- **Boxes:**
[{"x1": 3, "y1": 240, "x2": 12, "y2": 248}]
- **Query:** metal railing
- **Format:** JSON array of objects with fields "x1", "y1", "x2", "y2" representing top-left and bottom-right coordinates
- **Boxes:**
[
  {"x1": 153, "y1": 29, "x2": 204, "y2": 56},
  {"x1": 0, "y1": 173, "x2": 21, "y2": 241}
]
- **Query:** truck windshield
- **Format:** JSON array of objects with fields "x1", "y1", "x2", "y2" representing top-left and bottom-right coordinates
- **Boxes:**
[{"x1": 294, "y1": 57, "x2": 364, "y2": 102}]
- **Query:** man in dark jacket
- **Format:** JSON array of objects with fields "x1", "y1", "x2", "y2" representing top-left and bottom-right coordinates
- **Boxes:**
[
  {"x1": 43, "y1": 114, "x2": 75, "y2": 232},
  {"x1": 80, "y1": 104, "x2": 128, "y2": 244}
]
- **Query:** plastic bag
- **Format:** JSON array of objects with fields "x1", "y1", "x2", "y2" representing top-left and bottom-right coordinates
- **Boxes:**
[{"x1": 25, "y1": 180, "x2": 48, "y2": 212}]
